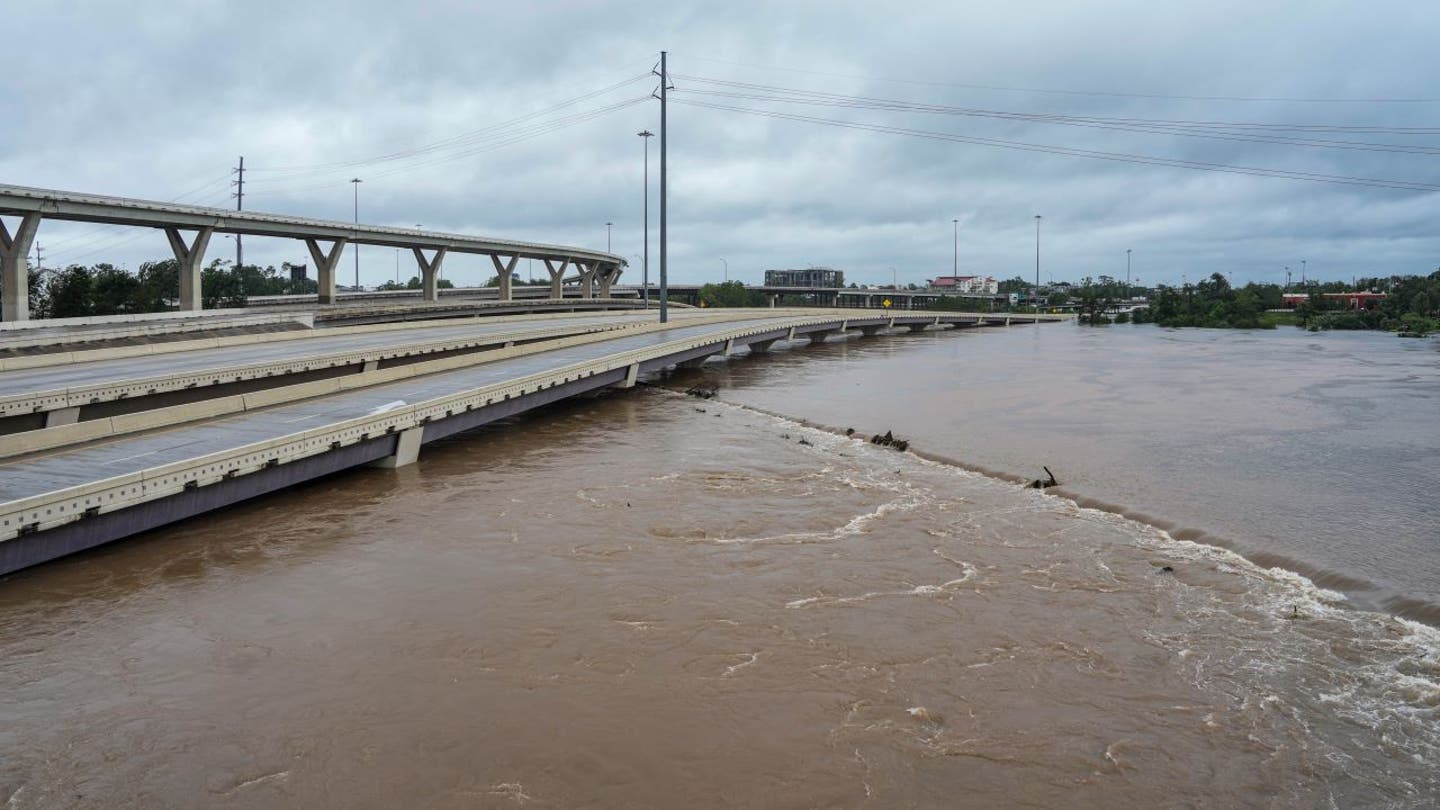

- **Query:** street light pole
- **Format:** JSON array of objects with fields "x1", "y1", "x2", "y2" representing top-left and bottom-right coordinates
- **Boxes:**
[
  {"x1": 1034, "y1": 215, "x2": 1042, "y2": 312},
  {"x1": 350, "y1": 178, "x2": 362, "y2": 289},
  {"x1": 1126, "y1": 248, "x2": 1132, "y2": 296},
  {"x1": 606, "y1": 221, "x2": 612, "y2": 253},
  {"x1": 658, "y1": 50, "x2": 669, "y2": 324},
  {"x1": 952, "y1": 218, "x2": 958, "y2": 276},
  {"x1": 720, "y1": 257, "x2": 727, "y2": 282},
  {"x1": 638, "y1": 130, "x2": 653, "y2": 309}
]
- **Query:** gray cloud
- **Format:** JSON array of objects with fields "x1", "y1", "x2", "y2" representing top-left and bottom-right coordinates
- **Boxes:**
[{"x1": 3, "y1": 0, "x2": 1437, "y2": 288}]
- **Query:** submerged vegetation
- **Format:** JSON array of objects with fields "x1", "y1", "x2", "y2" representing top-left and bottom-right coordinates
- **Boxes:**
[
  {"x1": 26, "y1": 259, "x2": 317, "y2": 318},
  {"x1": 1133, "y1": 271, "x2": 1440, "y2": 336}
]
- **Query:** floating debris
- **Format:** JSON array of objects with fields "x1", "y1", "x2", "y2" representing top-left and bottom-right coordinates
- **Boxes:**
[
  {"x1": 869, "y1": 430, "x2": 910, "y2": 452},
  {"x1": 798, "y1": 437, "x2": 813, "y2": 446},
  {"x1": 1158, "y1": 565, "x2": 1175, "y2": 574},
  {"x1": 1029, "y1": 466, "x2": 1060, "y2": 489},
  {"x1": 685, "y1": 384, "x2": 718, "y2": 399}
]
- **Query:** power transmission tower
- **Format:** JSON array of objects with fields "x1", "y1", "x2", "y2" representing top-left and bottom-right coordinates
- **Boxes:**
[
  {"x1": 231, "y1": 156, "x2": 245, "y2": 270},
  {"x1": 32, "y1": 241, "x2": 43, "y2": 272}
]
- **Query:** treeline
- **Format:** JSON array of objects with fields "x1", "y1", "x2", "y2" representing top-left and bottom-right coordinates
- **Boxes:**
[
  {"x1": 1295, "y1": 272, "x2": 1440, "y2": 336},
  {"x1": 1133, "y1": 273, "x2": 1279, "y2": 328},
  {"x1": 1134, "y1": 271, "x2": 1440, "y2": 335},
  {"x1": 26, "y1": 259, "x2": 318, "y2": 319}
]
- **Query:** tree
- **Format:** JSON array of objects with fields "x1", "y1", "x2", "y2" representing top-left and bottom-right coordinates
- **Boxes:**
[{"x1": 699, "y1": 280, "x2": 766, "y2": 308}]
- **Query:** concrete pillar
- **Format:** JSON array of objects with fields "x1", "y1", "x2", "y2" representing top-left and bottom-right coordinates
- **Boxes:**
[
  {"x1": 165, "y1": 226, "x2": 214, "y2": 312},
  {"x1": 748, "y1": 339, "x2": 777, "y2": 354},
  {"x1": 861, "y1": 325, "x2": 884, "y2": 337},
  {"x1": 412, "y1": 246, "x2": 448, "y2": 302},
  {"x1": 371, "y1": 426, "x2": 424, "y2": 469},
  {"x1": 0, "y1": 213, "x2": 41, "y2": 322},
  {"x1": 598, "y1": 264, "x2": 621, "y2": 298},
  {"x1": 44, "y1": 406, "x2": 80, "y2": 428},
  {"x1": 576, "y1": 262, "x2": 597, "y2": 299},
  {"x1": 305, "y1": 238, "x2": 349, "y2": 305},
  {"x1": 907, "y1": 323, "x2": 928, "y2": 332},
  {"x1": 490, "y1": 254, "x2": 518, "y2": 301},
  {"x1": 614, "y1": 362, "x2": 641, "y2": 389},
  {"x1": 543, "y1": 258, "x2": 569, "y2": 299}
]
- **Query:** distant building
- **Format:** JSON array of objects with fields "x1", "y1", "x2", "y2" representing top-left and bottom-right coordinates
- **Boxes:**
[
  {"x1": 284, "y1": 262, "x2": 308, "y2": 283},
  {"x1": 929, "y1": 275, "x2": 998, "y2": 294},
  {"x1": 765, "y1": 267, "x2": 844, "y2": 287}
]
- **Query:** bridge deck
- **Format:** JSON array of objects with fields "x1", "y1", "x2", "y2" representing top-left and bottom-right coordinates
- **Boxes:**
[{"x1": 0, "y1": 308, "x2": 1064, "y2": 574}]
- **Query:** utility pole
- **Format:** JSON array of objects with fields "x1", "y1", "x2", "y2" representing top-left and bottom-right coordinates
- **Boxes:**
[
  {"x1": 1285, "y1": 267, "x2": 1291, "y2": 290},
  {"x1": 952, "y1": 218, "x2": 958, "y2": 276},
  {"x1": 1301, "y1": 259, "x2": 1307, "y2": 285},
  {"x1": 1126, "y1": 248, "x2": 1132, "y2": 296},
  {"x1": 1034, "y1": 214, "x2": 1042, "y2": 312},
  {"x1": 350, "y1": 178, "x2": 363, "y2": 289},
  {"x1": 232, "y1": 156, "x2": 245, "y2": 271},
  {"x1": 657, "y1": 51, "x2": 669, "y2": 323},
  {"x1": 720, "y1": 257, "x2": 727, "y2": 282},
  {"x1": 638, "y1": 130, "x2": 653, "y2": 309}
]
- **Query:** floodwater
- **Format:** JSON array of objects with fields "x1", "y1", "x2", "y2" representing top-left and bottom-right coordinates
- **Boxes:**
[{"x1": 1, "y1": 323, "x2": 1438, "y2": 808}]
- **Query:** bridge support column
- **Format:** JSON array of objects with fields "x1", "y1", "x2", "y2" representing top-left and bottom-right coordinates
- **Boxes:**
[
  {"x1": 412, "y1": 246, "x2": 448, "y2": 302},
  {"x1": 748, "y1": 339, "x2": 777, "y2": 354},
  {"x1": 490, "y1": 254, "x2": 518, "y2": 301},
  {"x1": 543, "y1": 258, "x2": 569, "y2": 299},
  {"x1": 808, "y1": 329, "x2": 835, "y2": 344},
  {"x1": 306, "y1": 238, "x2": 349, "y2": 305},
  {"x1": 45, "y1": 406, "x2": 80, "y2": 428},
  {"x1": 614, "y1": 362, "x2": 641, "y2": 389},
  {"x1": 861, "y1": 325, "x2": 884, "y2": 337},
  {"x1": 1, "y1": 213, "x2": 41, "y2": 322},
  {"x1": 576, "y1": 261, "x2": 597, "y2": 299},
  {"x1": 598, "y1": 263, "x2": 621, "y2": 298},
  {"x1": 371, "y1": 426, "x2": 424, "y2": 469},
  {"x1": 165, "y1": 226, "x2": 213, "y2": 312},
  {"x1": 907, "y1": 323, "x2": 928, "y2": 332}
]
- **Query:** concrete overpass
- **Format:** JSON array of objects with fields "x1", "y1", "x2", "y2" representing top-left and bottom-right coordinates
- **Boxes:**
[
  {"x1": 0, "y1": 183, "x2": 626, "y2": 321},
  {"x1": 0, "y1": 307, "x2": 1064, "y2": 574}
]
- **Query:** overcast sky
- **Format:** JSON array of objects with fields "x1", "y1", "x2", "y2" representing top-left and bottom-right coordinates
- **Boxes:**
[{"x1": 3, "y1": 0, "x2": 1438, "y2": 288}]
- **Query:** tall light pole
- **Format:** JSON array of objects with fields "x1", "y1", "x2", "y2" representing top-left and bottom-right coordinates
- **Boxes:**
[
  {"x1": 658, "y1": 50, "x2": 669, "y2": 323},
  {"x1": 1126, "y1": 248, "x2": 1132, "y2": 297},
  {"x1": 1301, "y1": 258, "x2": 1307, "y2": 285},
  {"x1": 720, "y1": 257, "x2": 728, "y2": 282},
  {"x1": 952, "y1": 218, "x2": 958, "y2": 276},
  {"x1": 350, "y1": 178, "x2": 362, "y2": 289},
  {"x1": 638, "y1": 130, "x2": 653, "y2": 309},
  {"x1": 606, "y1": 221, "x2": 612, "y2": 252},
  {"x1": 1034, "y1": 215, "x2": 1042, "y2": 312}
]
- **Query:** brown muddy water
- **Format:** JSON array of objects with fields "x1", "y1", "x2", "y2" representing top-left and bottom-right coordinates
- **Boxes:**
[{"x1": 1, "y1": 324, "x2": 1438, "y2": 808}]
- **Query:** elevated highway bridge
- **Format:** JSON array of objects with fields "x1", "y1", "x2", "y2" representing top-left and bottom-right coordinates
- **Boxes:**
[{"x1": 0, "y1": 306, "x2": 1064, "y2": 575}]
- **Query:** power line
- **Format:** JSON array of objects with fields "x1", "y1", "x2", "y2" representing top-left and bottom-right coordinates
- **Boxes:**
[
  {"x1": 673, "y1": 74, "x2": 1440, "y2": 137},
  {"x1": 673, "y1": 98, "x2": 1440, "y2": 193},
  {"x1": 676, "y1": 53, "x2": 1440, "y2": 104}
]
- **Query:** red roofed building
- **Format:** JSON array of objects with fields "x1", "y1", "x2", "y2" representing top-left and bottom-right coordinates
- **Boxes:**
[{"x1": 930, "y1": 275, "x2": 998, "y2": 294}]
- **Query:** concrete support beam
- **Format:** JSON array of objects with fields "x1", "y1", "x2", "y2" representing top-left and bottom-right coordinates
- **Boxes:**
[
  {"x1": 490, "y1": 254, "x2": 518, "y2": 302},
  {"x1": 44, "y1": 406, "x2": 80, "y2": 428},
  {"x1": 614, "y1": 362, "x2": 641, "y2": 389},
  {"x1": 412, "y1": 246, "x2": 448, "y2": 302},
  {"x1": 598, "y1": 263, "x2": 621, "y2": 298},
  {"x1": 907, "y1": 323, "x2": 928, "y2": 332},
  {"x1": 371, "y1": 426, "x2": 424, "y2": 469},
  {"x1": 747, "y1": 339, "x2": 777, "y2": 354},
  {"x1": 861, "y1": 325, "x2": 884, "y2": 337},
  {"x1": 164, "y1": 226, "x2": 214, "y2": 313},
  {"x1": 543, "y1": 258, "x2": 569, "y2": 300},
  {"x1": 576, "y1": 261, "x2": 597, "y2": 299},
  {"x1": 0, "y1": 213, "x2": 41, "y2": 322},
  {"x1": 305, "y1": 238, "x2": 349, "y2": 305},
  {"x1": 807, "y1": 329, "x2": 835, "y2": 344}
]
